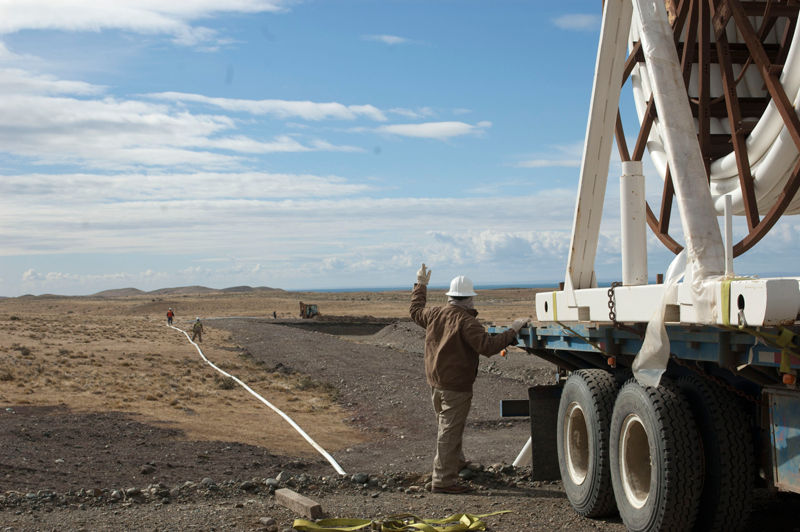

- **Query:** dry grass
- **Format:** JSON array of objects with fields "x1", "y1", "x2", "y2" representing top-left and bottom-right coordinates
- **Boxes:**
[{"x1": 0, "y1": 287, "x2": 547, "y2": 455}]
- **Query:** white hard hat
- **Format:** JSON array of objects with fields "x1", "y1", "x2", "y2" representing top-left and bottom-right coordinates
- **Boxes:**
[
  {"x1": 196, "y1": 317, "x2": 200, "y2": 321},
  {"x1": 446, "y1": 275, "x2": 477, "y2": 297}
]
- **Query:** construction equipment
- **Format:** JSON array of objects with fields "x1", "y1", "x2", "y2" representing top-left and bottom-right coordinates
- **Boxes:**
[
  {"x1": 299, "y1": 301, "x2": 319, "y2": 319},
  {"x1": 491, "y1": 1, "x2": 800, "y2": 530}
]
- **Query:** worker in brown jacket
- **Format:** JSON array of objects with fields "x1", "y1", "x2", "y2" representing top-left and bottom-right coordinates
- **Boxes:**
[
  {"x1": 410, "y1": 263, "x2": 529, "y2": 494},
  {"x1": 192, "y1": 317, "x2": 204, "y2": 343}
]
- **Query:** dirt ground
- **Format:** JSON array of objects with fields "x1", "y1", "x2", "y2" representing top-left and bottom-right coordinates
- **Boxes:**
[{"x1": 0, "y1": 287, "x2": 795, "y2": 531}]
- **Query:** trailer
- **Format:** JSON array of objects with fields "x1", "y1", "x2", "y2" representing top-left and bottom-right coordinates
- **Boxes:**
[{"x1": 492, "y1": 1, "x2": 800, "y2": 530}]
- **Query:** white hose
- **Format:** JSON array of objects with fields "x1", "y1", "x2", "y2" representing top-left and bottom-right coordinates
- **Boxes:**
[
  {"x1": 629, "y1": 8, "x2": 800, "y2": 216},
  {"x1": 512, "y1": 437, "x2": 532, "y2": 467},
  {"x1": 168, "y1": 324, "x2": 347, "y2": 476}
]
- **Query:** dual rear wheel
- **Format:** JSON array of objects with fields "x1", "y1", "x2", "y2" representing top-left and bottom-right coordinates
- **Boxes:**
[
  {"x1": 556, "y1": 370, "x2": 754, "y2": 531},
  {"x1": 557, "y1": 369, "x2": 618, "y2": 517}
]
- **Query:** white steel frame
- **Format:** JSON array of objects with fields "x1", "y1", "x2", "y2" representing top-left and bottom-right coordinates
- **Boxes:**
[{"x1": 537, "y1": 0, "x2": 800, "y2": 327}]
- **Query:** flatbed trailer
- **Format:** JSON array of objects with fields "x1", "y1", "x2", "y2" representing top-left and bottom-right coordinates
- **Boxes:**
[
  {"x1": 491, "y1": 320, "x2": 800, "y2": 530},
  {"x1": 514, "y1": 321, "x2": 799, "y2": 380}
]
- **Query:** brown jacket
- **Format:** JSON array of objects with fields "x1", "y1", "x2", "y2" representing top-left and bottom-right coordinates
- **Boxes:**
[{"x1": 410, "y1": 283, "x2": 518, "y2": 392}]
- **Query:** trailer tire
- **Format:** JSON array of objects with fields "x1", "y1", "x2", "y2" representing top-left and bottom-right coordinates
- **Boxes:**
[
  {"x1": 610, "y1": 379, "x2": 702, "y2": 532},
  {"x1": 557, "y1": 369, "x2": 618, "y2": 517},
  {"x1": 678, "y1": 374, "x2": 754, "y2": 531}
]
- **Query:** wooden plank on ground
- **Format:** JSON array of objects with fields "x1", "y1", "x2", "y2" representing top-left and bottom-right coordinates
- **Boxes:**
[{"x1": 274, "y1": 488, "x2": 324, "y2": 519}]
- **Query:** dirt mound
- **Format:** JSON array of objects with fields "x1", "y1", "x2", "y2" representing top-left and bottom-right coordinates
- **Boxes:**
[
  {"x1": 313, "y1": 314, "x2": 391, "y2": 323},
  {"x1": 367, "y1": 320, "x2": 425, "y2": 353},
  {"x1": 360, "y1": 320, "x2": 558, "y2": 385}
]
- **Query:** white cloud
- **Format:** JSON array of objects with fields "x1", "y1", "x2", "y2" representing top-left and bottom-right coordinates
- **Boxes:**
[
  {"x1": 427, "y1": 230, "x2": 572, "y2": 263},
  {"x1": 0, "y1": 70, "x2": 365, "y2": 169},
  {"x1": 21, "y1": 269, "x2": 42, "y2": 282},
  {"x1": 552, "y1": 14, "x2": 601, "y2": 31},
  {"x1": 0, "y1": 68, "x2": 104, "y2": 95},
  {"x1": 194, "y1": 134, "x2": 363, "y2": 154},
  {"x1": 377, "y1": 121, "x2": 491, "y2": 140},
  {"x1": 0, "y1": 41, "x2": 42, "y2": 68},
  {"x1": 0, "y1": 92, "x2": 233, "y2": 169},
  {"x1": 0, "y1": 41, "x2": 13, "y2": 59},
  {"x1": 3, "y1": 182, "x2": 627, "y2": 294},
  {"x1": 321, "y1": 257, "x2": 346, "y2": 271},
  {"x1": 20, "y1": 267, "x2": 170, "y2": 293},
  {"x1": 298, "y1": 225, "x2": 588, "y2": 288},
  {"x1": 515, "y1": 142, "x2": 583, "y2": 168},
  {"x1": 0, "y1": 171, "x2": 372, "y2": 202},
  {"x1": 515, "y1": 159, "x2": 581, "y2": 168},
  {"x1": 0, "y1": 191, "x2": 577, "y2": 256},
  {"x1": 308, "y1": 139, "x2": 366, "y2": 152},
  {"x1": 362, "y1": 34, "x2": 412, "y2": 45},
  {"x1": 0, "y1": 0, "x2": 292, "y2": 47},
  {"x1": 388, "y1": 107, "x2": 435, "y2": 119},
  {"x1": 149, "y1": 92, "x2": 388, "y2": 121}
]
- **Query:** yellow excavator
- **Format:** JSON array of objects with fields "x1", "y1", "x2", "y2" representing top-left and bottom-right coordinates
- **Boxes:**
[{"x1": 298, "y1": 301, "x2": 319, "y2": 319}]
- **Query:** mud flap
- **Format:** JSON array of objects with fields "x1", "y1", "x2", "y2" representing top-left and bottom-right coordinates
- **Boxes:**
[{"x1": 529, "y1": 384, "x2": 563, "y2": 481}]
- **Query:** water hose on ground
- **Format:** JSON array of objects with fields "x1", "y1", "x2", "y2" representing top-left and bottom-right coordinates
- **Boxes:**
[{"x1": 168, "y1": 324, "x2": 347, "y2": 476}]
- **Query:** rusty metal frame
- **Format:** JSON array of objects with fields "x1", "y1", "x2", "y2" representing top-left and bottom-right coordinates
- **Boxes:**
[{"x1": 614, "y1": 0, "x2": 800, "y2": 257}]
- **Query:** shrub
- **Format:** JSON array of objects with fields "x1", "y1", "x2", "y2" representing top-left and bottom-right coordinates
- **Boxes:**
[
  {"x1": 12, "y1": 345, "x2": 31, "y2": 356},
  {"x1": 215, "y1": 375, "x2": 237, "y2": 390}
]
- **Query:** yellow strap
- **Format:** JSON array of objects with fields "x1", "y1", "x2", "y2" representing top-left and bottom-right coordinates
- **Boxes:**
[
  {"x1": 776, "y1": 327, "x2": 795, "y2": 347},
  {"x1": 721, "y1": 323, "x2": 800, "y2": 373},
  {"x1": 552, "y1": 291, "x2": 558, "y2": 321},
  {"x1": 292, "y1": 511, "x2": 510, "y2": 532},
  {"x1": 721, "y1": 279, "x2": 732, "y2": 327},
  {"x1": 780, "y1": 351, "x2": 792, "y2": 374},
  {"x1": 720, "y1": 277, "x2": 754, "y2": 327},
  {"x1": 743, "y1": 326, "x2": 796, "y2": 349}
]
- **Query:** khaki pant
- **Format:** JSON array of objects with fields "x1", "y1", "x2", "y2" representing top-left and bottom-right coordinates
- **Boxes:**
[{"x1": 431, "y1": 387, "x2": 473, "y2": 488}]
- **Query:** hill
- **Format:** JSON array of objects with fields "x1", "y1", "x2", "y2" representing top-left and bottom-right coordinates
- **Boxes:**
[
  {"x1": 147, "y1": 285, "x2": 217, "y2": 296},
  {"x1": 91, "y1": 285, "x2": 285, "y2": 298},
  {"x1": 90, "y1": 288, "x2": 146, "y2": 297}
]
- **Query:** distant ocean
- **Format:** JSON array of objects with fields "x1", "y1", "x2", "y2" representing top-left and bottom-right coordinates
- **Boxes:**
[
  {"x1": 300, "y1": 283, "x2": 559, "y2": 293},
  {"x1": 299, "y1": 281, "x2": 638, "y2": 293}
]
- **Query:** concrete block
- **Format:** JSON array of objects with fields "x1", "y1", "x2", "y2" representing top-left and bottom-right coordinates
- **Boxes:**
[{"x1": 274, "y1": 488, "x2": 324, "y2": 519}]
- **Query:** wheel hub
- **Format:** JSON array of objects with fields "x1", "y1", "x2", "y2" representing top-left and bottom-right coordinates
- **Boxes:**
[
  {"x1": 565, "y1": 402, "x2": 589, "y2": 485},
  {"x1": 619, "y1": 413, "x2": 651, "y2": 509}
]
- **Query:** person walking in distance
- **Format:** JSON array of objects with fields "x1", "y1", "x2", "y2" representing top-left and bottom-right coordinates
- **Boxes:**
[
  {"x1": 410, "y1": 263, "x2": 529, "y2": 494},
  {"x1": 192, "y1": 317, "x2": 204, "y2": 343},
  {"x1": 166, "y1": 308, "x2": 174, "y2": 326}
]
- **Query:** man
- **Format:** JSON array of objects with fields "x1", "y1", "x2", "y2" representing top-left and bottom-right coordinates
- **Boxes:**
[
  {"x1": 192, "y1": 317, "x2": 204, "y2": 343},
  {"x1": 166, "y1": 308, "x2": 174, "y2": 326},
  {"x1": 410, "y1": 263, "x2": 529, "y2": 494}
]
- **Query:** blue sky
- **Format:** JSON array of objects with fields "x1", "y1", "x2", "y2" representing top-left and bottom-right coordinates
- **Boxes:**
[{"x1": 1, "y1": 1, "x2": 798, "y2": 296}]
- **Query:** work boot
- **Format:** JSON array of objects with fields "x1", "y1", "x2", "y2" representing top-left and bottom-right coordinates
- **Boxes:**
[{"x1": 431, "y1": 483, "x2": 472, "y2": 494}]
